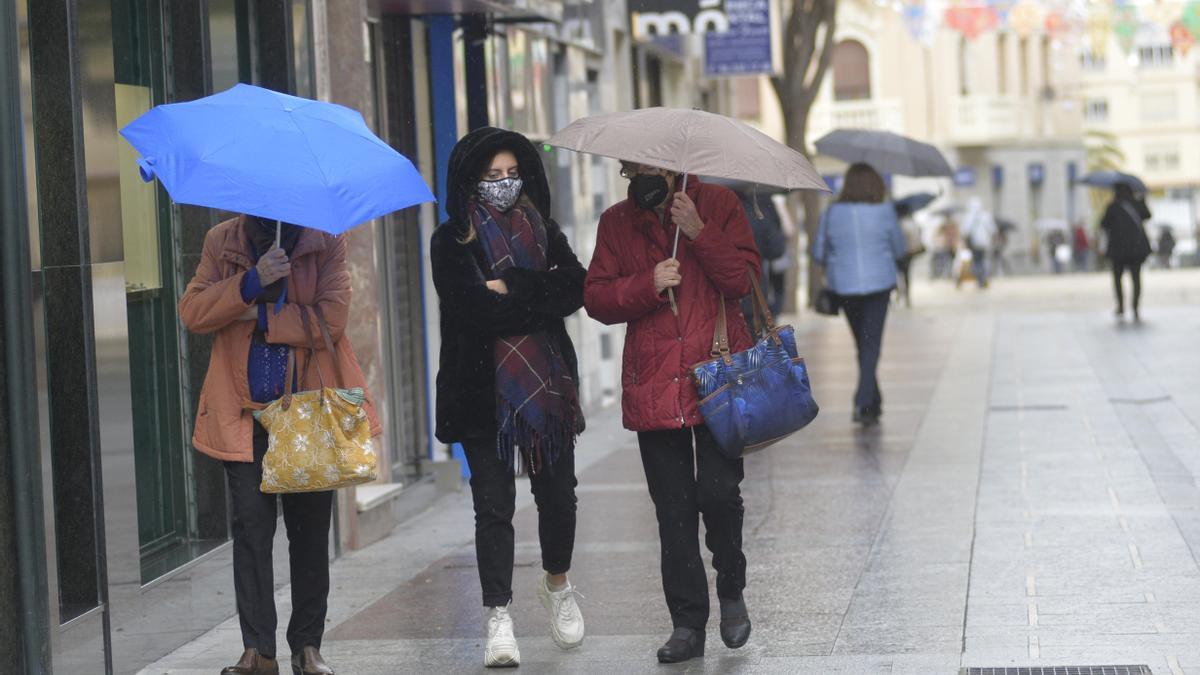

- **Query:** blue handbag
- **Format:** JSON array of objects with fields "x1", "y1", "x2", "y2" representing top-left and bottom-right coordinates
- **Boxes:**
[{"x1": 691, "y1": 271, "x2": 819, "y2": 458}]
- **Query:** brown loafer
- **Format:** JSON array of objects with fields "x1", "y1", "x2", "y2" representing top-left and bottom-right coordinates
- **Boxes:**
[
  {"x1": 291, "y1": 646, "x2": 334, "y2": 675},
  {"x1": 221, "y1": 648, "x2": 279, "y2": 675}
]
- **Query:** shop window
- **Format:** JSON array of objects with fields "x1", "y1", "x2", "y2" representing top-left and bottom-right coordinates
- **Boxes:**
[{"x1": 832, "y1": 40, "x2": 870, "y2": 101}]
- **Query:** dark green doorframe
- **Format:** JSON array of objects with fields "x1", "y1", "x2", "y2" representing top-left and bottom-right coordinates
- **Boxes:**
[{"x1": 0, "y1": 0, "x2": 50, "y2": 671}]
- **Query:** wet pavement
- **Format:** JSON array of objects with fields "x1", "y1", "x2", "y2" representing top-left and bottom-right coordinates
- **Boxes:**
[{"x1": 141, "y1": 270, "x2": 1200, "y2": 675}]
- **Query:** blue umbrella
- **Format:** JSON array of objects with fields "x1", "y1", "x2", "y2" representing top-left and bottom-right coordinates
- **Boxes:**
[
  {"x1": 1079, "y1": 170, "x2": 1147, "y2": 193},
  {"x1": 120, "y1": 83, "x2": 434, "y2": 234}
]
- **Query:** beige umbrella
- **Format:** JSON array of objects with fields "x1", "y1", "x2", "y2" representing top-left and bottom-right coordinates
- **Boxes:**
[{"x1": 548, "y1": 107, "x2": 829, "y2": 311}]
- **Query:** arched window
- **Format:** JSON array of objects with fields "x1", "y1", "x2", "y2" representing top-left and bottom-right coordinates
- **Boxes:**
[{"x1": 832, "y1": 40, "x2": 871, "y2": 101}]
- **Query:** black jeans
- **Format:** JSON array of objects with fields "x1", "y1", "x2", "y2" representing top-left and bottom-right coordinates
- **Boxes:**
[
  {"x1": 224, "y1": 423, "x2": 333, "y2": 660},
  {"x1": 840, "y1": 290, "x2": 891, "y2": 415},
  {"x1": 637, "y1": 425, "x2": 746, "y2": 630},
  {"x1": 462, "y1": 440, "x2": 578, "y2": 607},
  {"x1": 1112, "y1": 258, "x2": 1143, "y2": 313}
]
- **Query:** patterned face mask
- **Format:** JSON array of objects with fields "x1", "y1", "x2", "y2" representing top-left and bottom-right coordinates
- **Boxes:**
[{"x1": 477, "y1": 177, "x2": 523, "y2": 212}]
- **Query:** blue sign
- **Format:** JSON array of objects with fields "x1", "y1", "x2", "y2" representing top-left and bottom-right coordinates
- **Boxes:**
[
  {"x1": 1027, "y1": 162, "x2": 1045, "y2": 185},
  {"x1": 705, "y1": 0, "x2": 773, "y2": 76},
  {"x1": 954, "y1": 167, "x2": 977, "y2": 187}
]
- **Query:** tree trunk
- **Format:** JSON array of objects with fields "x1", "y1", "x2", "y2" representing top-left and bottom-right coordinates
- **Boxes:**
[{"x1": 779, "y1": 105, "x2": 823, "y2": 313}]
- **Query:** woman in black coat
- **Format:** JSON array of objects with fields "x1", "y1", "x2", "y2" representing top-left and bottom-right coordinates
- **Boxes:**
[
  {"x1": 431, "y1": 127, "x2": 586, "y2": 668},
  {"x1": 1100, "y1": 183, "x2": 1152, "y2": 321}
]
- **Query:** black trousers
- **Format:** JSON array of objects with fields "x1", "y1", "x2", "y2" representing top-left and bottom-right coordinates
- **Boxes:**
[
  {"x1": 462, "y1": 440, "x2": 578, "y2": 607},
  {"x1": 840, "y1": 290, "x2": 891, "y2": 415},
  {"x1": 1112, "y1": 258, "x2": 1143, "y2": 312},
  {"x1": 224, "y1": 423, "x2": 333, "y2": 659},
  {"x1": 637, "y1": 425, "x2": 746, "y2": 630}
]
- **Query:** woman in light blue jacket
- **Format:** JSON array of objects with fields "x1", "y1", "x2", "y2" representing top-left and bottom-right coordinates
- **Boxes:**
[{"x1": 813, "y1": 163, "x2": 905, "y2": 426}]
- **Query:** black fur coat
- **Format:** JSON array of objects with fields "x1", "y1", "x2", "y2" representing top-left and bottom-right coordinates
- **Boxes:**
[{"x1": 431, "y1": 127, "x2": 585, "y2": 444}]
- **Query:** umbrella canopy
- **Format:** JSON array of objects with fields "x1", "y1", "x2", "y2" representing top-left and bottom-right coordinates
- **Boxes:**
[
  {"x1": 120, "y1": 83, "x2": 435, "y2": 234},
  {"x1": 894, "y1": 192, "x2": 937, "y2": 215},
  {"x1": 546, "y1": 107, "x2": 829, "y2": 192},
  {"x1": 814, "y1": 129, "x2": 954, "y2": 177},
  {"x1": 1079, "y1": 170, "x2": 1147, "y2": 193}
]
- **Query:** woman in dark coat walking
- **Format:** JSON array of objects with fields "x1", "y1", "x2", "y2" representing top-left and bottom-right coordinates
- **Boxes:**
[
  {"x1": 584, "y1": 161, "x2": 760, "y2": 664},
  {"x1": 431, "y1": 127, "x2": 586, "y2": 668},
  {"x1": 1100, "y1": 183, "x2": 1152, "y2": 321}
]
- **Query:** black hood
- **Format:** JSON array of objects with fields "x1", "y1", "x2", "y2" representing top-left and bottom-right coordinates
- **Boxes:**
[{"x1": 445, "y1": 127, "x2": 552, "y2": 223}]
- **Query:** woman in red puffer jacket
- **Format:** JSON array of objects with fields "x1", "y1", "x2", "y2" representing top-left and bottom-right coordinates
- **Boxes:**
[{"x1": 583, "y1": 161, "x2": 760, "y2": 665}]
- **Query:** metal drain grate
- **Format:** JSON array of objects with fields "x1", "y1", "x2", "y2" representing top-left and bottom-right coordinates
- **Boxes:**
[
  {"x1": 989, "y1": 404, "x2": 1070, "y2": 412},
  {"x1": 960, "y1": 662, "x2": 1147, "y2": 667}
]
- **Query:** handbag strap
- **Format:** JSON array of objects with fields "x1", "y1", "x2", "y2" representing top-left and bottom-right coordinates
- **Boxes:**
[
  {"x1": 709, "y1": 264, "x2": 775, "y2": 358},
  {"x1": 298, "y1": 305, "x2": 329, "y2": 390},
  {"x1": 312, "y1": 305, "x2": 348, "y2": 388}
]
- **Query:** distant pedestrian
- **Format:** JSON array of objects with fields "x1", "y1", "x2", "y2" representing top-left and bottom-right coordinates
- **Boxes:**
[
  {"x1": 992, "y1": 219, "x2": 1015, "y2": 276},
  {"x1": 1046, "y1": 229, "x2": 1067, "y2": 274},
  {"x1": 1100, "y1": 183, "x2": 1152, "y2": 321},
  {"x1": 1072, "y1": 223, "x2": 1091, "y2": 271},
  {"x1": 584, "y1": 163, "x2": 760, "y2": 664},
  {"x1": 894, "y1": 202, "x2": 925, "y2": 307},
  {"x1": 961, "y1": 198, "x2": 997, "y2": 288},
  {"x1": 1157, "y1": 227, "x2": 1176, "y2": 269},
  {"x1": 180, "y1": 215, "x2": 380, "y2": 675},
  {"x1": 813, "y1": 163, "x2": 906, "y2": 426},
  {"x1": 431, "y1": 127, "x2": 587, "y2": 668},
  {"x1": 738, "y1": 188, "x2": 786, "y2": 323},
  {"x1": 933, "y1": 216, "x2": 960, "y2": 279}
]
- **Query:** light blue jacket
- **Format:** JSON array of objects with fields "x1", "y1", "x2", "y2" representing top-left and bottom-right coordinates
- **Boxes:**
[{"x1": 813, "y1": 202, "x2": 906, "y2": 297}]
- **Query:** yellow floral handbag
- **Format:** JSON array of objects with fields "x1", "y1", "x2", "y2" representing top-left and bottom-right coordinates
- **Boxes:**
[{"x1": 252, "y1": 305, "x2": 377, "y2": 493}]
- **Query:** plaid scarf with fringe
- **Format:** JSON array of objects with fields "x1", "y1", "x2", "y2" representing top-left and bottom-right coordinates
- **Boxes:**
[{"x1": 471, "y1": 200, "x2": 582, "y2": 473}]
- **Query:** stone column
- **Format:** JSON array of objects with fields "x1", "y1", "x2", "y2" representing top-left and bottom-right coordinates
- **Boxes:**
[{"x1": 312, "y1": 0, "x2": 390, "y2": 550}]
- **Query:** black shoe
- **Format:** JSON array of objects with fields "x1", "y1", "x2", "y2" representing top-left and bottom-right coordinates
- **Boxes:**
[
  {"x1": 855, "y1": 408, "x2": 880, "y2": 427},
  {"x1": 719, "y1": 597, "x2": 751, "y2": 649},
  {"x1": 656, "y1": 627, "x2": 705, "y2": 664}
]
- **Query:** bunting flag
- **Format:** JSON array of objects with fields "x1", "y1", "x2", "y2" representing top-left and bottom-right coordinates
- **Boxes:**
[
  {"x1": 1113, "y1": 3, "x2": 1140, "y2": 55},
  {"x1": 945, "y1": 4, "x2": 1000, "y2": 40},
  {"x1": 887, "y1": 0, "x2": 1194, "y2": 46},
  {"x1": 1170, "y1": 19, "x2": 1196, "y2": 53},
  {"x1": 1008, "y1": 1, "x2": 1045, "y2": 36},
  {"x1": 1087, "y1": 6, "x2": 1113, "y2": 58},
  {"x1": 1184, "y1": 0, "x2": 1200, "y2": 38}
]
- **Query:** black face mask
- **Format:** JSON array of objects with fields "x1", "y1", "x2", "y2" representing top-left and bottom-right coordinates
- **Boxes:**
[{"x1": 630, "y1": 174, "x2": 670, "y2": 210}]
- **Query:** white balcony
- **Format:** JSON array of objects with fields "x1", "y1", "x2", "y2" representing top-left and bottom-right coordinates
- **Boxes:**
[
  {"x1": 948, "y1": 95, "x2": 1026, "y2": 146},
  {"x1": 807, "y1": 98, "x2": 906, "y2": 143}
]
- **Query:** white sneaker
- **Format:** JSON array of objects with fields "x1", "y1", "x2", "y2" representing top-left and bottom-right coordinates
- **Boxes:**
[
  {"x1": 537, "y1": 573, "x2": 585, "y2": 650},
  {"x1": 484, "y1": 605, "x2": 520, "y2": 668}
]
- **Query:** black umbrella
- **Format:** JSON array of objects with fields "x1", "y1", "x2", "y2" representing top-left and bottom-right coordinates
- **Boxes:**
[
  {"x1": 1079, "y1": 170, "x2": 1147, "y2": 193},
  {"x1": 815, "y1": 129, "x2": 953, "y2": 177}
]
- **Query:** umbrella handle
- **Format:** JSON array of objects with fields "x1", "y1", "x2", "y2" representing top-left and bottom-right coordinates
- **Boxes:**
[
  {"x1": 671, "y1": 173, "x2": 689, "y2": 259},
  {"x1": 274, "y1": 220, "x2": 281, "y2": 250}
]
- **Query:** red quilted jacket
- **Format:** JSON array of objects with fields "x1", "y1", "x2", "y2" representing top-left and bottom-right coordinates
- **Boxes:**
[{"x1": 584, "y1": 177, "x2": 761, "y2": 432}]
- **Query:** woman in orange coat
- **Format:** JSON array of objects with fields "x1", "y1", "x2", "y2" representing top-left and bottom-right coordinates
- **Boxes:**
[{"x1": 179, "y1": 214, "x2": 379, "y2": 675}]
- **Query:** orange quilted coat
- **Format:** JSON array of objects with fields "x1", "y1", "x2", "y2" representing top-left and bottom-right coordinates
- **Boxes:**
[{"x1": 179, "y1": 215, "x2": 381, "y2": 463}]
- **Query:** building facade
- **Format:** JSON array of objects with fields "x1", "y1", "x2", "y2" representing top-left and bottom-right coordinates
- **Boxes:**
[
  {"x1": 733, "y1": 0, "x2": 1091, "y2": 271},
  {"x1": 0, "y1": 0, "x2": 721, "y2": 672}
]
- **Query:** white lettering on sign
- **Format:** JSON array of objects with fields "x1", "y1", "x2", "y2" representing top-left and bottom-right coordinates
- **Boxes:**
[{"x1": 632, "y1": 0, "x2": 730, "y2": 39}]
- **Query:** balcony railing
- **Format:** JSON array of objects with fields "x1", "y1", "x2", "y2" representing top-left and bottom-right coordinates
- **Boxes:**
[
  {"x1": 948, "y1": 95, "x2": 1025, "y2": 145},
  {"x1": 807, "y1": 98, "x2": 906, "y2": 142}
]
